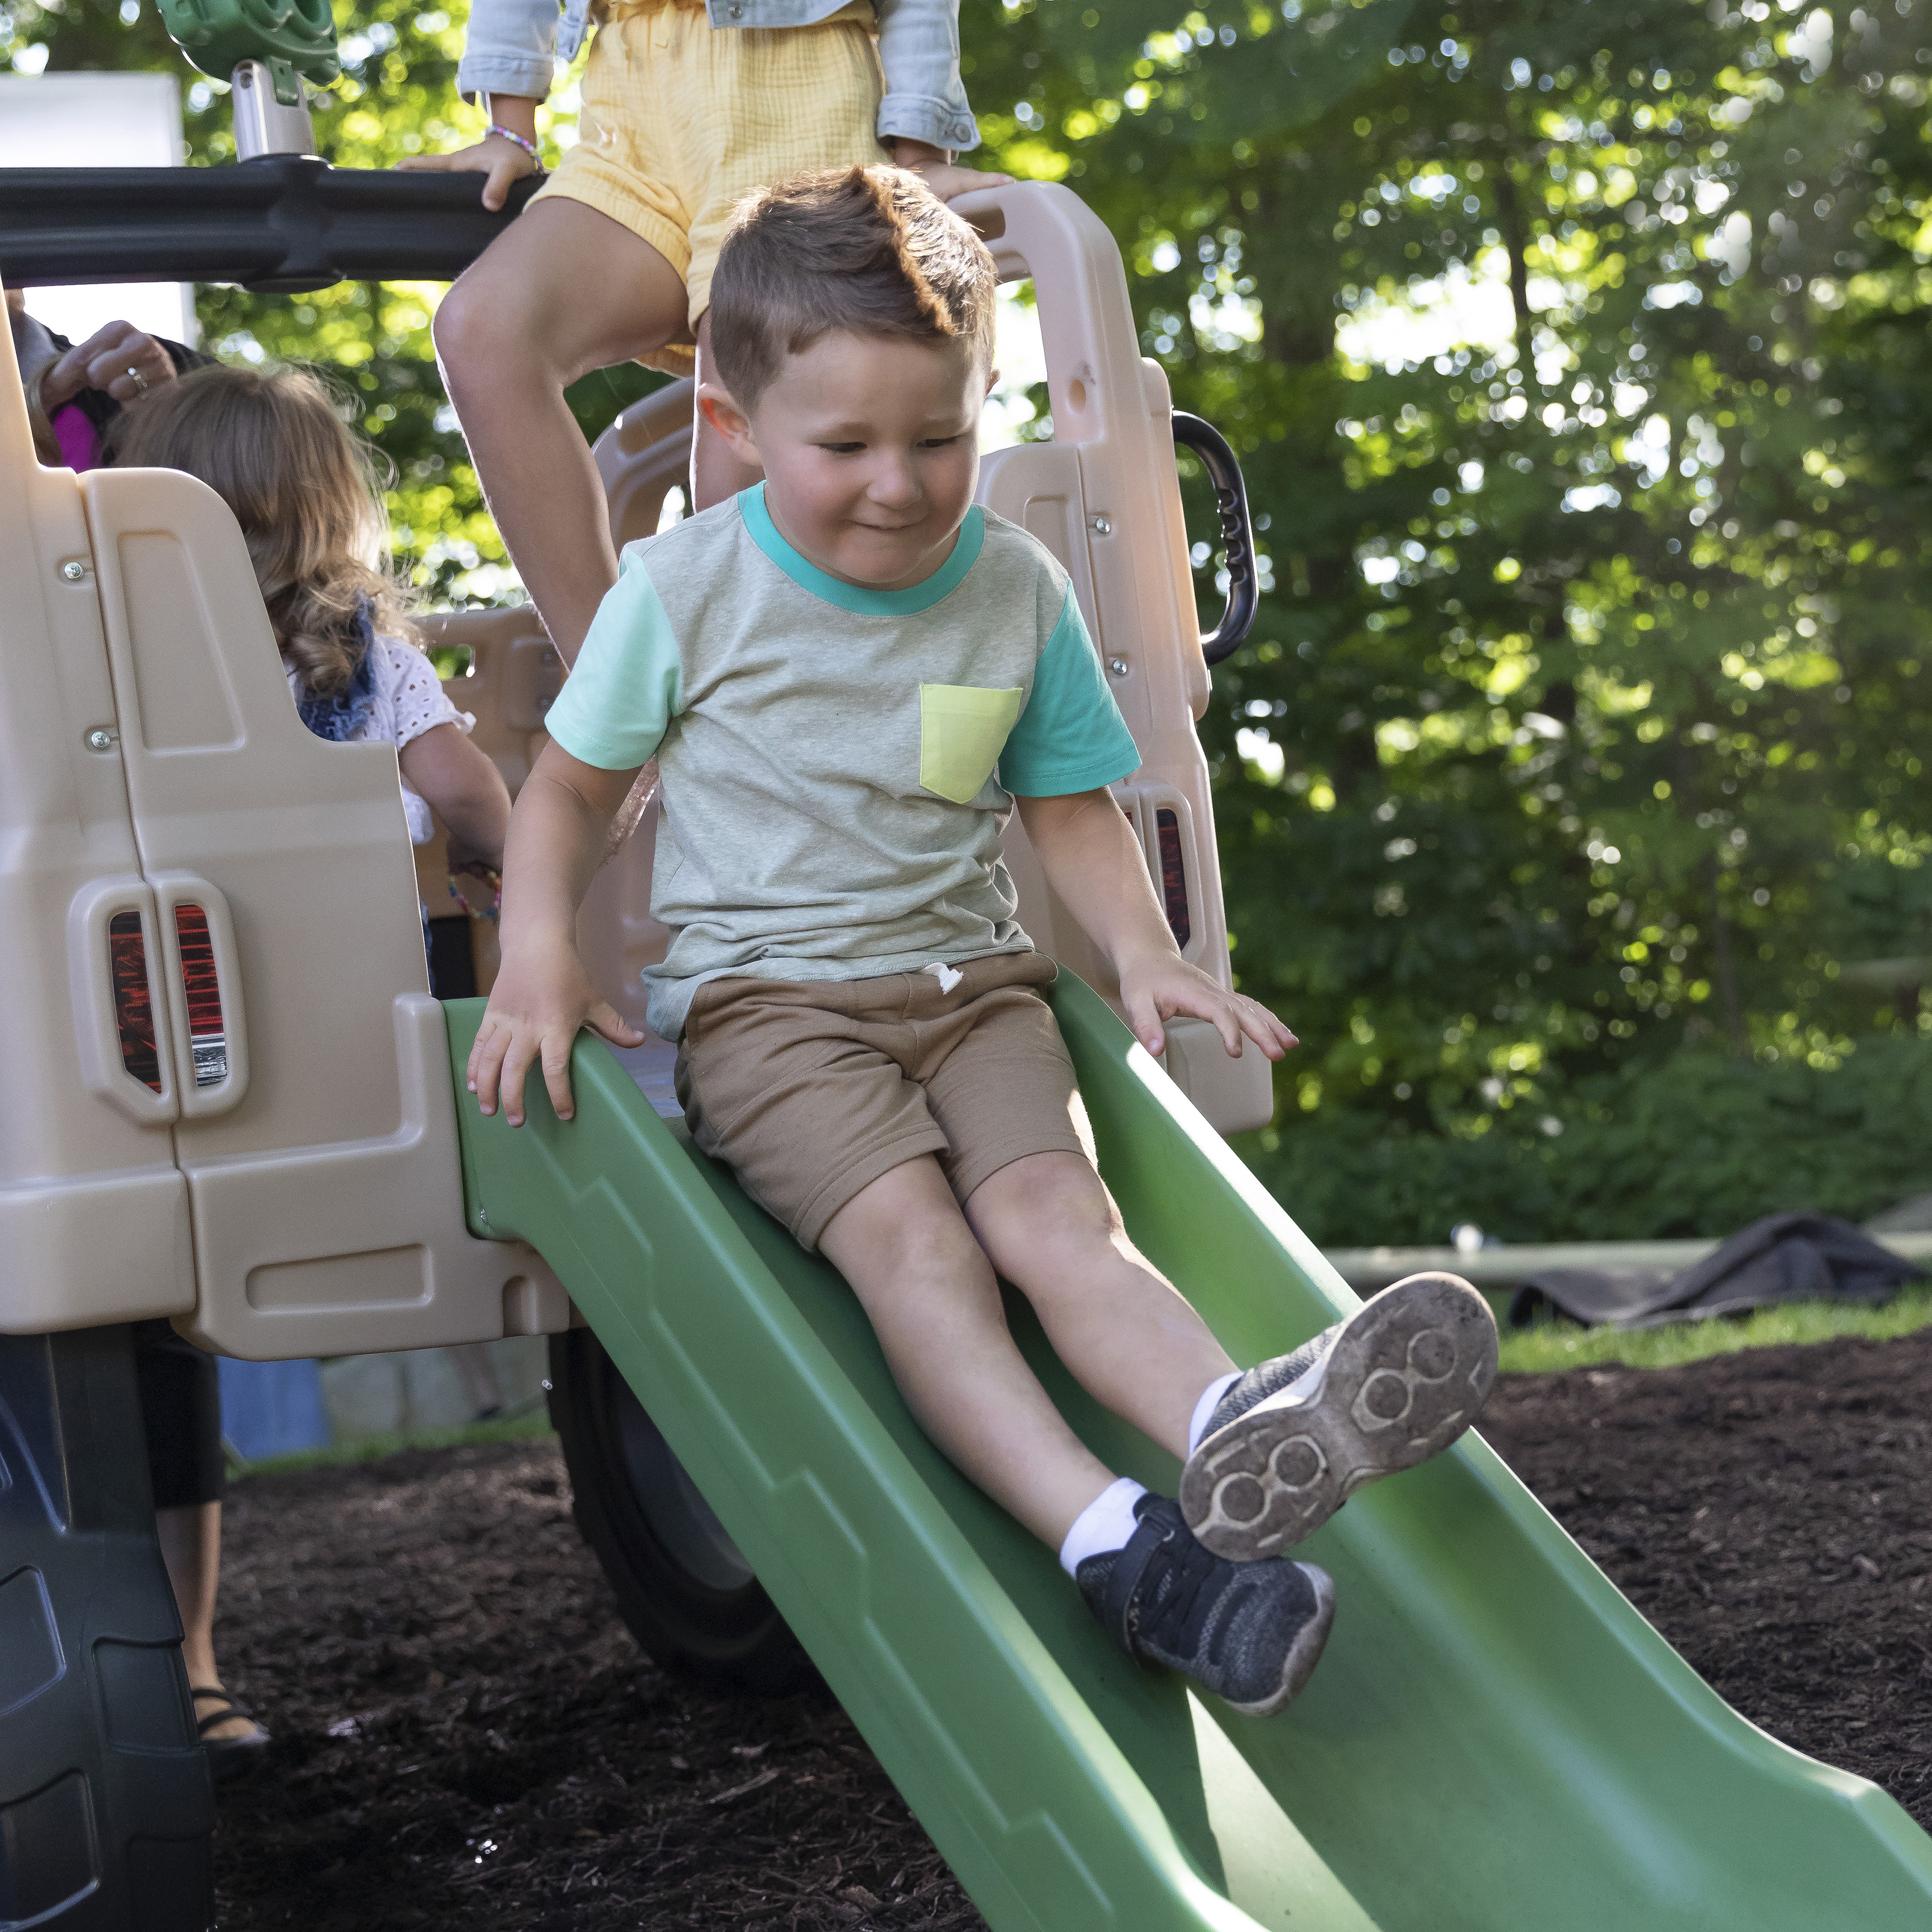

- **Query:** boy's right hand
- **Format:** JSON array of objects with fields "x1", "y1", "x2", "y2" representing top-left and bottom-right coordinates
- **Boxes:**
[
  {"x1": 466, "y1": 937, "x2": 644, "y2": 1127},
  {"x1": 397, "y1": 132, "x2": 538, "y2": 213}
]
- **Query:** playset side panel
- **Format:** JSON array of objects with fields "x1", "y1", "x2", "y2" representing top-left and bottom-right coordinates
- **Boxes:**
[
  {"x1": 0, "y1": 290, "x2": 193, "y2": 1333},
  {"x1": 963, "y1": 185, "x2": 1272, "y2": 1133},
  {"x1": 78, "y1": 466, "x2": 563, "y2": 1357}
]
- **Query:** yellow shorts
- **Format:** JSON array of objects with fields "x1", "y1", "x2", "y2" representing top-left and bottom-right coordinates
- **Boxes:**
[{"x1": 530, "y1": 0, "x2": 888, "y2": 376}]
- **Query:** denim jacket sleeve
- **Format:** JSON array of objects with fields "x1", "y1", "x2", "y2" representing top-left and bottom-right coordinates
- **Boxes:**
[
  {"x1": 454, "y1": 0, "x2": 980, "y2": 152},
  {"x1": 453, "y1": 0, "x2": 559, "y2": 104},
  {"x1": 871, "y1": 0, "x2": 980, "y2": 152}
]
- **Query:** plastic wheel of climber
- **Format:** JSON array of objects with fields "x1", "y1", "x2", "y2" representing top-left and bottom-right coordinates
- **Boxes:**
[{"x1": 2, "y1": 12, "x2": 1931, "y2": 1932}]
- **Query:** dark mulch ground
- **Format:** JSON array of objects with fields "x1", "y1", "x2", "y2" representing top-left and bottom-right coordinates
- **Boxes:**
[
  {"x1": 213, "y1": 1446, "x2": 977, "y2": 1932},
  {"x1": 211, "y1": 1330, "x2": 1932, "y2": 1928},
  {"x1": 1479, "y1": 1326, "x2": 1932, "y2": 1829}
]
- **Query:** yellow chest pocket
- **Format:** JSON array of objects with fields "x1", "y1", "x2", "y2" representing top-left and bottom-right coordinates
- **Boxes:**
[{"x1": 919, "y1": 683, "x2": 1025, "y2": 804}]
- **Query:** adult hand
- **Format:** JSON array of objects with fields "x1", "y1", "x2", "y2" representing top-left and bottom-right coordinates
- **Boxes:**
[
  {"x1": 889, "y1": 140, "x2": 1016, "y2": 205},
  {"x1": 40, "y1": 322, "x2": 176, "y2": 415}
]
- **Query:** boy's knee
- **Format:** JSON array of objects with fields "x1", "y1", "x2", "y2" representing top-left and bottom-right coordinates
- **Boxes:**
[{"x1": 968, "y1": 1155, "x2": 1123, "y2": 1273}]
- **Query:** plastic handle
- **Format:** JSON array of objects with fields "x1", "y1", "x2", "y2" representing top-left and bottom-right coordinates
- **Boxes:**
[
  {"x1": 152, "y1": 873, "x2": 251, "y2": 1118},
  {"x1": 66, "y1": 877, "x2": 181, "y2": 1126},
  {"x1": 1171, "y1": 411, "x2": 1259, "y2": 666}
]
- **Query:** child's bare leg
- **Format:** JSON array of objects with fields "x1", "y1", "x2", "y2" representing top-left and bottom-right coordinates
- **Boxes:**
[
  {"x1": 816, "y1": 1155, "x2": 1119, "y2": 1549},
  {"x1": 691, "y1": 311, "x2": 765, "y2": 509},
  {"x1": 960, "y1": 1151, "x2": 1236, "y2": 1459},
  {"x1": 156, "y1": 1501, "x2": 259, "y2": 1742},
  {"x1": 433, "y1": 199, "x2": 691, "y2": 661},
  {"x1": 825, "y1": 1154, "x2": 1336, "y2": 1718}
]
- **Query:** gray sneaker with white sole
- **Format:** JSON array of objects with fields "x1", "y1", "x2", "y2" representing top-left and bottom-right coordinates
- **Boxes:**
[
  {"x1": 1076, "y1": 1494, "x2": 1335, "y2": 1718},
  {"x1": 1179, "y1": 1271, "x2": 1499, "y2": 1562}
]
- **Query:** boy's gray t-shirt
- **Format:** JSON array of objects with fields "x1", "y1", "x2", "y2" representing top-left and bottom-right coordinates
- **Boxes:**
[{"x1": 543, "y1": 484, "x2": 1142, "y2": 1041}]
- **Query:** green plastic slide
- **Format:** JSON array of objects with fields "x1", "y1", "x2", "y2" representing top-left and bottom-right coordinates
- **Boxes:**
[{"x1": 444, "y1": 982, "x2": 1932, "y2": 1931}]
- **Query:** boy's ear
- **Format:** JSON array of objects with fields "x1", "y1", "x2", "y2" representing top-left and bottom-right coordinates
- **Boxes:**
[{"x1": 698, "y1": 386, "x2": 759, "y2": 465}]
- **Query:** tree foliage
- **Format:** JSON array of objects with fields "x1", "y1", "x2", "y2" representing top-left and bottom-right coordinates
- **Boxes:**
[{"x1": 9, "y1": 0, "x2": 1932, "y2": 1240}]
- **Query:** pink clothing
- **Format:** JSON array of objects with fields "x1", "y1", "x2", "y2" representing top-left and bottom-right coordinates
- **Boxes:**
[{"x1": 52, "y1": 402, "x2": 101, "y2": 473}]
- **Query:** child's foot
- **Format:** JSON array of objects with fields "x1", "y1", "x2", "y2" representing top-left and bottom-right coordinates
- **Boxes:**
[
  {"x1": 1179, "y1": 1272, "x2": 1499, "y2": 1562},
  {"x1": 1076, "y1": 1494, "x2": 1334, "y2": 1717}
]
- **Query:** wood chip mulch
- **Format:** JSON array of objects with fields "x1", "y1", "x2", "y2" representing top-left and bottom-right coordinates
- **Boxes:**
[{"x1": 210, "y1": 1328, "x2": 1932, "y2": 1926}]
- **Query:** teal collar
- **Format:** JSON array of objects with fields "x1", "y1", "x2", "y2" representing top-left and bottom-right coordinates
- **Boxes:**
[{"x1": 740, "y1": 482, "x2": 984, "y2": 615}]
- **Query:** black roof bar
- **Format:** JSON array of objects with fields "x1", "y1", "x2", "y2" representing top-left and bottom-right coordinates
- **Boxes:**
[{"x1": 0, "y1": 160, "x2": 537, "y2": 294}]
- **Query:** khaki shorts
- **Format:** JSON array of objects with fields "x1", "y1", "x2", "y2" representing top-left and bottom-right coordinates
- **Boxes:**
[
  {"x1": 675, "y1": 953, "x2": 1095, "y2": 1250},
  {"x1": 532, "y1": 0, "x2": 888, "y2": 377}
]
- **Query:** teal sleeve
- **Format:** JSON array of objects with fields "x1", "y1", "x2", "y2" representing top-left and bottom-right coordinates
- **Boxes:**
[
  {"x1": 997, "y1": 588, "x2": 1143, "y2": 797},
  {"x1": 540, "y1": 550, "x2": 682, "y2": 771}
]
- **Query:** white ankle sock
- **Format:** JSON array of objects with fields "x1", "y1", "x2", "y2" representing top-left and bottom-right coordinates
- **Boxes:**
[
  {"x1": 1187, "y1": 1371, "x2": 1243, "y2": 1457},
  {"x1": 1058, "y1": 1476, "x2": 1148, "y2": 1577}
]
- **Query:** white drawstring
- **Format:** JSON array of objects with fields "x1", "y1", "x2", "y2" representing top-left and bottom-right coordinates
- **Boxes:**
[{"x1": 922, "y1": 962, "x2": 963, "y2": 994}]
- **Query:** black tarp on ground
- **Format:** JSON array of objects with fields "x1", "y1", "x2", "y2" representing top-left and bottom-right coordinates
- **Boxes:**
[{"x1": 1509, "y1": 1211, "x2": 1923, "y2": 1329}]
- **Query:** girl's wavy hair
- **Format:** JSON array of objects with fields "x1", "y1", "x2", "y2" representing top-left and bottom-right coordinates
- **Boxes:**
[
  {"x1": 107, "y1": 362, "x2": 417, "y2": 696},
  {"x1": 708, "y1": 165, "x2": 997, "y2": 409}
]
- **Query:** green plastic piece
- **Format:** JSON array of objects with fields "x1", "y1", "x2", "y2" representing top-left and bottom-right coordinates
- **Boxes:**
[
  {"x1": 444, "y1": 980, "x2": 1932, "y2": 1931},
  {"x1": 157, "y1": 0, "x2": 340, "y2": 93}
]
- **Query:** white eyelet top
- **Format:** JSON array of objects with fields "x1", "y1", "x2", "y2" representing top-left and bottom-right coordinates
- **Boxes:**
[{"x1": 286, "y1": 634, "x2": 476, "y2": 844}]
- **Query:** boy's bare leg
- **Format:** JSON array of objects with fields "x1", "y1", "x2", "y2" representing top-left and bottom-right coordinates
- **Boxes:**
[
  {"x1": 816, "y1": 1156, "x2": 1119, "y2": 1549},
  {"x1": 962, "y1": 1152, "x2": 1237, "y2": 1461},
  {"x1": 433, "y1": 199, "x2": 691, "y2": 662}
]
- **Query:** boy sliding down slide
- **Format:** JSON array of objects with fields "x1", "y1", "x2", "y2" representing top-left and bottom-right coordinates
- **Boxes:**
[{"x1": 469, "y1": 168, "x2": 1499, "y2": 1715}]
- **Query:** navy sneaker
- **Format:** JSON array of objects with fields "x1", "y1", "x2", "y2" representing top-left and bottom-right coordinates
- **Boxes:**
[
  {"x1": 1180, "y1": 1272, "x2": 1498, "y2": 1562},
  {"x1": 1076, "y1": 1494, "x2": 1334, "y2": 1717}
]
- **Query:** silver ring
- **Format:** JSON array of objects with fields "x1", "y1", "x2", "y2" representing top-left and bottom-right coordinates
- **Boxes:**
[{"x1": 126, "y1": 365, "x2": 149, "y2": 396}]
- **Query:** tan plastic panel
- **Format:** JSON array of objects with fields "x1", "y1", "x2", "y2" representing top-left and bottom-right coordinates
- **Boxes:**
[
  {"x1": 0, "y1": 282, "x2": 195, "y2": 1333},
  {"x1": 594, "y1": 378, "x2": 702, "y2": 551},
  {"x1": 958, "y1": 183, "x2": 1273, "y2": 1133},
  {"x1": 183, "y1": 996, "x2": 572, "y2": 1358},
  {"x1": 79, "y1": 464, "x2": 564, "y2": 1355}
]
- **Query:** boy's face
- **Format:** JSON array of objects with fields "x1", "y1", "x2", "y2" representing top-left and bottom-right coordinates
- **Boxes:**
[{"x1": 702, "y1": 329, "x2": 992, "y2": 593}]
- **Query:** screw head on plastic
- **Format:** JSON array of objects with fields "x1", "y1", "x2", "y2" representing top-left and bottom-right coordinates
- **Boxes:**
[
  {"x1": 86, "y1": 728, "x2": 115, "y2": 751},
  {"x1": 1090, "y1": 515, "x2": 1113, "y2": 536},
  {"x1": 1108, "y1": 657, "x2": 1129, "y2": 678},
  {"x1": 60, "y1": 560, "x2": 88, "y2": 582}
]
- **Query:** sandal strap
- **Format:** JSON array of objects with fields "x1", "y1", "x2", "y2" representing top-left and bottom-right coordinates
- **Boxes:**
[{"x1": 192, "y1": 1689, "x2": 259, "y2": 1734}]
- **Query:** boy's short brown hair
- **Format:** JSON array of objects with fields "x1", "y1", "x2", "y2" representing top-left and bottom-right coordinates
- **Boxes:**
[{"x1": 708, "y1": 166, "x2": 997, "y2": 409}]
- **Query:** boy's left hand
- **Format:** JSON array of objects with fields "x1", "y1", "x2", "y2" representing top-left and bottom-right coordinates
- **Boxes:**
[
  {"x1": 1117, "y1": 949, "x2": 1298, "y2": 1063},
  {"x1": 889, "y1": 139, "x2": 1015, "y2": 204}
]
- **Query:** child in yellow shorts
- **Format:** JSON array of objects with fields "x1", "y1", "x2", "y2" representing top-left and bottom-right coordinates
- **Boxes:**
[{"x1": 401, "y1": 0, "x2": 1009, "y2": 662}]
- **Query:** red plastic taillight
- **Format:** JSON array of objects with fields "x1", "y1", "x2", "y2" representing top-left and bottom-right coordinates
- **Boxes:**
[
  {"x1": 1155, "y1": 808, "x2": 1191, "y2": 949},
  {"x1": 107, "y1": 910, "x2": 162, "y2": 1092},
  {"x1": 172, "y1": 904, "x2": 229, "y2": 1089}
]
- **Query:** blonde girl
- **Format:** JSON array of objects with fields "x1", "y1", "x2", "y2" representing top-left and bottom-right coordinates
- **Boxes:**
[{"x1": 110, "y1": 364, "x2": 511, "y2": 868}]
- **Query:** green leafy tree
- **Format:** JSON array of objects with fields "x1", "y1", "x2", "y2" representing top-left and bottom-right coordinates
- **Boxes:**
[{"x1": 962, "y1": 0, "x2": 1932, "y2": 1240}]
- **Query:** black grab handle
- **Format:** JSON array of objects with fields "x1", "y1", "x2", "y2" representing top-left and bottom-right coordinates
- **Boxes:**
[{"x1": 1171, "y1": 411, "x2": 1259, "y2": 666}]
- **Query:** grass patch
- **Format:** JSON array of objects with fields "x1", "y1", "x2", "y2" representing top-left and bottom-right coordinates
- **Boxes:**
[
  {"x1": 232, "y1": 1406, "x2": 554, "y2": 1480},
  {"x1": 1497, "y1": 1283, "x2": 1932, "y2": 1375}
]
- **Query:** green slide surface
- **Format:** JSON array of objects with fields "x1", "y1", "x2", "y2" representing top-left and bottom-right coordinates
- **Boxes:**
[{"x1": 444, "y1": 983, "x2": 1932, "y2": 1932}]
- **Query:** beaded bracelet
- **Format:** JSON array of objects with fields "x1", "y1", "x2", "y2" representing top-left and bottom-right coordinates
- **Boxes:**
[{"x1": 487, "y1": 122, "x2": 540, "y2": 163}]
